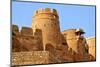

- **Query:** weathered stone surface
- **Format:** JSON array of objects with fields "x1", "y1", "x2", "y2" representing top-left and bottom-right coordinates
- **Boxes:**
[
  {"x1": 87, "y1": 37, "x2": 96, "y2": 61},
  {"x1": 12, "y1": 51, "x2": 49, "y2": 66},
  {"x1": 20, "y1": 27, "x2": 33, "y2": 36},
  {"x1": 12, "y1": 35, "x2": 43, "y2": 52},
  {"x1": 12, "y1": 27, "x2": 43, "y2": 52},
  {"x1": 12, "y1": 36, "x2": 21, "y2": 52}
]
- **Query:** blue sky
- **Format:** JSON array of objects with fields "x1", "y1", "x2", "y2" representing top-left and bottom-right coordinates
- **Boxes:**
[{"x1": 12, "y1": 1, "x2": 96, "y2": 37}]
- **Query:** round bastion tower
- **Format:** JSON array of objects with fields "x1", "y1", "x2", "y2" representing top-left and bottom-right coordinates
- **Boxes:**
[
  {"x1": 62, "y1": 29, "x2": 88, "y2": 55},
  {"x1": 62, "y1": 29, "x2": 78, "y2": 53},
  {"x1": 32, "y1": 8, "x2": 62, "y2": 50}
]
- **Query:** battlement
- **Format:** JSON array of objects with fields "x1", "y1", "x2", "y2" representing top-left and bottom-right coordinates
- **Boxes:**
[
  {"x1": 62, "y1": 29, "x2": 76, "y2": 34},
  {"x1": 12, "y1": 25, "x2": 33, "y2": 36},
  {"x1": 20, "y1": 27, "x2": 33, "y2": 36},
  {"x1": 62, "y1": 29, "x2": 77, "y2": 39},
  {"x1": 34, "y1": 8, "x2": 58, "y2": 16}
]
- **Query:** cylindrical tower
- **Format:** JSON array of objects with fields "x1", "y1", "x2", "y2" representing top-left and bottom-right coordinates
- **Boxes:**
[
  {"x1": 62, "y1": 29, "x2": 87, "y2": 55},
  {"x1": 32, "y1": 8, "x2": 62, "y2": 50},
  {"x1": 62, "y1": 29, "x2": 78, "y2": 53}
]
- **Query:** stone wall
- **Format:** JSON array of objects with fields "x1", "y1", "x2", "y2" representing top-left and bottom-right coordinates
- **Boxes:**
[
  {"x1": 12, "y1": 51, "x2": 49, "y2": 66},
  {"x1": 62, "y1": 29, "x2": 79, "y2": 53},
  {"x1": 86, "y1": 37, "x2": 96, "y2": 60},
  {"x1": 62, "y1": 29, "x2": 90, "y2": 54},
  {"x1": 12, "y1": 25, "x2": 43, "y2": 52},
  {"x1": 20, "y1": 27, "x2": 33, "y2": 36}
]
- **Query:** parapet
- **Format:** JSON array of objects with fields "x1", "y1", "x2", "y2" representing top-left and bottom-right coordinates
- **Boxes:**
[
  {"x1": 62, "y1": 29, "x2": 76, "y2": 39},
  {"x1": 20, "y1": 27, "x2": 33, "y2": 36},
  {"x1": 62, "y1": 29, "x2": 76, "y2": 34},
  {"x1": 34, "y1": 8, "x2": 58, "y2": 16}
]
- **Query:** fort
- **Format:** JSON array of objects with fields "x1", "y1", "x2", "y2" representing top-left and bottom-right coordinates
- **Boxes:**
[{"x1": 12, "y1": 8, "x2": 96, "y2": 66}]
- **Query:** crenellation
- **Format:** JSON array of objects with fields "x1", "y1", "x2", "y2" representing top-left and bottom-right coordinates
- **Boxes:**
[
  {"x1": 20, "y1": 27, "x2": 33, "y2": 36},
  {"x1": 12, "y1": 25, "x2": 43, "y2": 52},
  {"x1": 45, "y1": 8, "x2": 51, "y2": 13},
  {"x1": 34, "y1": 8, "x2": 58, "y2": 19},
  {"x1": 38, "y1": 8, "x2": 43, "y2": 13}
]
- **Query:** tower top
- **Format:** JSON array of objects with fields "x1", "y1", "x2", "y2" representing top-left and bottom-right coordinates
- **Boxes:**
[{"x1": 34, "y1": 8, "x2": 58, "y2": 16}]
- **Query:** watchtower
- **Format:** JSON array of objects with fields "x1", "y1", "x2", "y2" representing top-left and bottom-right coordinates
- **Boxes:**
[{"x1": 32, "y1": 8, "x2": 62, "y2": 50}]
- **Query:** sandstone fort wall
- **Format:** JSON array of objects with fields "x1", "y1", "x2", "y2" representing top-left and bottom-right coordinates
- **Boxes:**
[{"x1": 87, "y1": 37, "x2": 96, "y2": 59}]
